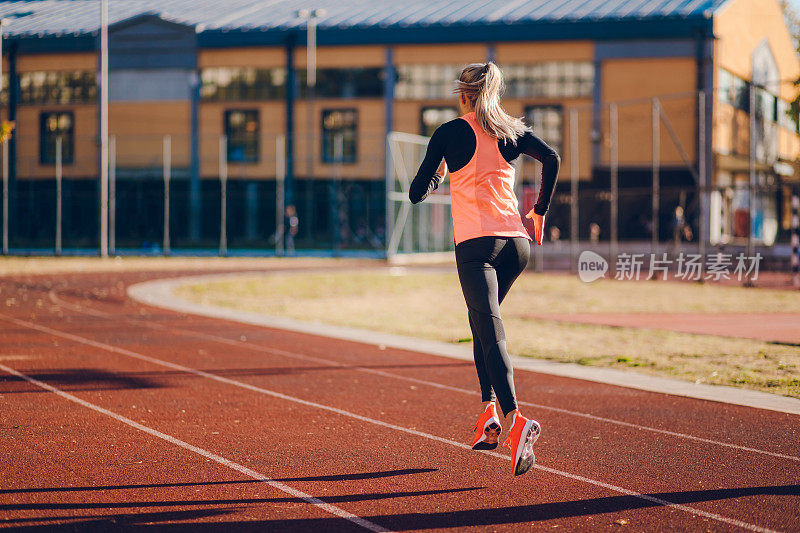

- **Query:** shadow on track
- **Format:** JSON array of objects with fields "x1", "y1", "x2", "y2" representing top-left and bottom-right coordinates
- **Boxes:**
[
  {"x1": 0, "y1": 361, "x2": 470, "y2": 394},
  {"x1": 0, "y1": 468, "x2": 438, "y2": 495},
  {"x1": 3, "y1": 485, "x2": 797, "y2": 531},
  {"x1": 0, "y1": 487, "x2": 484, "y2": 512},
  {"x1": 0, "y1": 368, "x2": 160, "y2": 393}
]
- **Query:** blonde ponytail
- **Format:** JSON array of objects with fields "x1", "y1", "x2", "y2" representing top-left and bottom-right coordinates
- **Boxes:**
[{"x1": 455, "y1": 62, "x2": 527, "y2": 144}]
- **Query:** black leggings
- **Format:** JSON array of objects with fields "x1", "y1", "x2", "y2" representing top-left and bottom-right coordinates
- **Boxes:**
[{"x1": 455, "y1": 236, "x2": 531, "y2": 416}]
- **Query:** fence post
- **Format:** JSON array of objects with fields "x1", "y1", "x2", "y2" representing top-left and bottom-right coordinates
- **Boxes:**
[
  {"x1": 652, "y1": 98, "x2": 660, "y2": 256},
  {"x1": 609, "y1": 102, "x2": 619, "y2": 269},
  {"x1": 2, "y1": 140, "x2": 7, "y2": 255},
  {"x1": 792, "y1": 188, "x2": 799, "y2": 289},
  {"x1": 698, "y1": 90, "x2": 707, "y2": 273},
  {"x1": 219, "y1": 135, "x2": 227, "y2": 257},
  {"x1": 569, "y1": 108, "x2": 579, "y2": 272},
  {"x1": 109, "y1": 135, "x2": 116, "y2": 255},
  {"x1": 55, "y1": 136, "x2": 62, "y2": 256},
  {"x1": 332, "y1": 133, "x2": 344, "y2": 254},
  {"x1": 276, "y1": 135, "x2": 285, "y2": 256},
  {"x1": 747, "y1": 84, "x2": 756, "y2": 265},
  {"x1": 163, "y1": 135, "x2": 171, "y2": 256}
]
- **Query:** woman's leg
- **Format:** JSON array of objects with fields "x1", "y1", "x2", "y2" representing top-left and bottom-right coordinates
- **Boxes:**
[
  {"x1": 468, "y1": 312, "x2": 494, "y2": 404},
  {"x1": 495, "y1": 237, "x2": 531, "y2": 305},
  {"x1": 491, "y1": 237, "x2": 531, "y2": 426},
  {"x1": 455, "y1": 237, "x2": 518, "y2": 417}
]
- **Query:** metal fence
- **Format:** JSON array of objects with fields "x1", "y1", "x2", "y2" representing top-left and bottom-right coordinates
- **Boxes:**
[
  {"x1": 2, "y1": 91, "x2": 800, "y2": 275},
  {"x1": 386, "y1": 91, "x2": 800, "y2": 277},
  {"x1": 0, "y1": 130, "x2": 387, "y2": 256}
]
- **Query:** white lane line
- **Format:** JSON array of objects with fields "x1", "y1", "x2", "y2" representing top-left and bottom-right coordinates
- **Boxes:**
[
  {"x1": 0, "y1": 313, "x2": 778, "y2": 533},
  {"x1": 47, "y1": 289, "x2": 800, "y2": 464},
  {"x1": 0, "y1": 362, "x2": 389, "y2": 533}
]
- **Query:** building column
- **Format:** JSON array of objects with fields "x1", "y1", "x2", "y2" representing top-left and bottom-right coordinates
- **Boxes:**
[
  {"x1": 383, "y1": 46, "x2": 395, "y2": 251},
  {"x1": 189, "y1": 69, "x2": 201, "y2": 241},
  {"x1": 245, "y1": 181, "x2": 258, "y2": 241},
  {"x1": 284, "y1": 34, "x2": 295, "y2": 207},
  {"x1": 7, "y1": 41, "x2": 17, "y2": 226}
]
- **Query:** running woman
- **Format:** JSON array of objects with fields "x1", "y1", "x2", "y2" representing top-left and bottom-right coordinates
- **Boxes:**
[{"x1": 409, "y1": 62, "x2": 560, "y2": 476}]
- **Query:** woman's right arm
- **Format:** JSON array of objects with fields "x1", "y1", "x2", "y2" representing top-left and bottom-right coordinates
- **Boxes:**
[
  {"x1": 408, "y1": 127, "x2": 447, "y2": 204},
  {"x1": 517, "y1": 131, "x2": 561, "y2": 216}
]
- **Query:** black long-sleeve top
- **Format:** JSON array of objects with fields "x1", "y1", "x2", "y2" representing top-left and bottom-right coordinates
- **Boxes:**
[{"x1": 408, "y1": 118, "x2": 560, "y2": 216}]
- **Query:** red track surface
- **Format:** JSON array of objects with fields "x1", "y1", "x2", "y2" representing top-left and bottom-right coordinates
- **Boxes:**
[
  {"x1": 1, "y1": 269, "x2": 799, "y2": 532},
  {"x1": 527, "y1": 312, "x2": 800, "y2": 345}
]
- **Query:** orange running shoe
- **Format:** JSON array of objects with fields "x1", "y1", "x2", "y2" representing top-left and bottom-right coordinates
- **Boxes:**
[
  {"x1": 503, "y1": 410, "x2": 541, "y2": 476},
  {"x1": 471, "y1": 403, "x2": 502, "y2": 450}
]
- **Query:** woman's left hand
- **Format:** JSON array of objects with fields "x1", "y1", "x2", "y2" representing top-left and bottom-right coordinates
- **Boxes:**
[
  {"x1": 436, "y1": 160, "x2": 447, "y2": 180},
  {"x1": 525, "y1": 209, "x2": 545, "y2": 245}
]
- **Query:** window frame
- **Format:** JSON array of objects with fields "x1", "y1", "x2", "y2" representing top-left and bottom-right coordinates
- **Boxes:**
[
  {"x1": 321, "y1": 108, "x2": 358, "y2": 164},
  {"x1": 419, "y1": 106, "x2": 459, "y2": 137},
  {"x1": 524, "y1": 104, "x2": 564, "y2": 156},
  {"x1": 224, "y1": 109, "x2": 260, "y2": 164},
  {"x1": 39, "y1": 110, "x2": 75, "y2": 165}
]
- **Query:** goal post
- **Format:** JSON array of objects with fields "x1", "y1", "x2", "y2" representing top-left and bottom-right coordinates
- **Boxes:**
[{"x1": 385, "y1": 131, "x2": 455, "y2": 260}]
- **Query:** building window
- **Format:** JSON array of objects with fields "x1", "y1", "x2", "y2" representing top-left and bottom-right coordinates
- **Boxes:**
[
  {"x1": 201, "y1": 67, "x2": 286, "y2": 101},
  {"x1": 420, "y1": 106, "x2": 458, "y2": 136},
  {"x1": 395, "y1": 64, "x2": 463, "y2": 99},
  {"x1": 777, "y1": 98, "x2": 797, "y2": 131},
  {"x1": 21, "y1": 71, "x2": 97, "y2": 105},
  {"x1": 40, "y1": 112, "x2": 74, "y2": 165},
  {"x1": 395, "y1": 62, "x2": 594, "y2": 100},
  {"x1": 321, "y1": 109, "x2": 357, "y2": 163},
  {"x1": 717, "y1": 69, "x2": 749, "y2": 112},
  {"x1": 299, "y1": 68, "x2": 384, "y2": 98},
  {"x1": 505, "y1": 62, "x2": 594, "y2": 99},
  {"x1": 525, "y1": 106, "x2": 563, "y2": 155},
  {"x1": 224, "y1": 110, "x2": 259, "y2": 163}
]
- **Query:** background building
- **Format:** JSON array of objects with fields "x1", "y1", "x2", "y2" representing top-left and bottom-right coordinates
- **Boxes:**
[{"x1": 0, "y1": 0, "x2": 798, "y2": 257}]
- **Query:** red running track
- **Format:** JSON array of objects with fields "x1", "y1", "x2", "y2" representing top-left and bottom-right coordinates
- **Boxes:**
[{"x1": 0, "y1": 269, "x2": 798, "y2": 532}]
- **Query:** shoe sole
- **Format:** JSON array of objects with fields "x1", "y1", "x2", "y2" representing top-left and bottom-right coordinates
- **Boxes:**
[
  {"x1": 472, "y1": 420, "x2": 501, "y2": 450},
  {"x1": 513, "y1": 420, "x2": 541, "y2": 476}
]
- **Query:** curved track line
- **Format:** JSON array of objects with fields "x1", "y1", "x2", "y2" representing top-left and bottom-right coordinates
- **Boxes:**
[
  {"x1": 0, "y1": 312, "x2": 778, "y2": 533},
  {"x1": 48, "y1": 288, "x2": 800, "y2": 463},
  {"x1": 0, "y1": 363, "x2": 389, "y2": 533}
]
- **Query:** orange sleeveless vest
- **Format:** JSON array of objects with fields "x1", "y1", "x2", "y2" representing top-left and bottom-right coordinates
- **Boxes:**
[{"x1": 448, "y1": 112, "x2": 531, "y2": 245}]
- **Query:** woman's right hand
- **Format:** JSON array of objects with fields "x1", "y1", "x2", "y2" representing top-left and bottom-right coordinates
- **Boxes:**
[{"x1": 525, "y1": 209, "x2": 545, "y2": 245}]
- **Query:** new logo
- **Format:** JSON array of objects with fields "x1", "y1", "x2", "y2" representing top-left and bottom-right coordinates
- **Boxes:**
[{"x1": 578, "y1": 251, "x2": 608, "y2": 282}]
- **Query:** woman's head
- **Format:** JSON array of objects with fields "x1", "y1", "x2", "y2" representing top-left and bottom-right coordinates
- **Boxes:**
[{"x1": 455, "y1": 62, "x2": 527, "y2": 144}]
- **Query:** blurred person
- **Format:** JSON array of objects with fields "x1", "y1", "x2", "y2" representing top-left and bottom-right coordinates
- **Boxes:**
[
  {"x1": 409, "y1": 62, "x2": 560, "y2": 476},
  {"x1": 284, "y1": 205, "x2": 299, "y2": 254},
  {"x1": 589, "y1": 222, "x2": 601, "y2": 244},
  {"x1": 671, "y1": 205, "x2": 692, "y2": 256},
  {"x1": 549, "y1": 226, "x2": 561, "y2": 245}
]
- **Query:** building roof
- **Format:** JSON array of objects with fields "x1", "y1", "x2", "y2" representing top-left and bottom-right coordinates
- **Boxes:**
[{"x1": 0, "y1": 0, "x2": 728, "y2": 50}]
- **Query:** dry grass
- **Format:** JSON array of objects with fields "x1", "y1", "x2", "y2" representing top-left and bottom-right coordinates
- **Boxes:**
[
  {"x1": 177, "y1": 269, "x2": 800, "y2": 399},
  {"x1": 0, "y1": 256, "x2": 369, "y2": 276}
]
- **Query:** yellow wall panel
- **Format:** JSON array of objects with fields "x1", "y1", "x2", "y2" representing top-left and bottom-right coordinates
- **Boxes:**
[
  {"x1": 198, "y1": 47, "x2": 284, "y2": 69},
  {"x1": 295, "y1": 46, "x2": 385, "y2": 68},
  {"x1": 394, "y1": 44, "x2": 487, "y2": 64},
  {"x1": 110, "y1": 102, "x2": 191, "y2": 168},
  {"x1": 16, "y1": 104, "x2": 96, "y2": 179},
  {"x1": 714, "y1": 0, "x2": 800, "y2": 101},
  {"x1": 495, "y1": 41, "x2": 594, "y2": 63},
  {"x1": 602, "y1": 58, "x2": 697, "y2": 165},
  {"x1": 17, "y1": 52, "x2": 96, "y2": 72}
]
